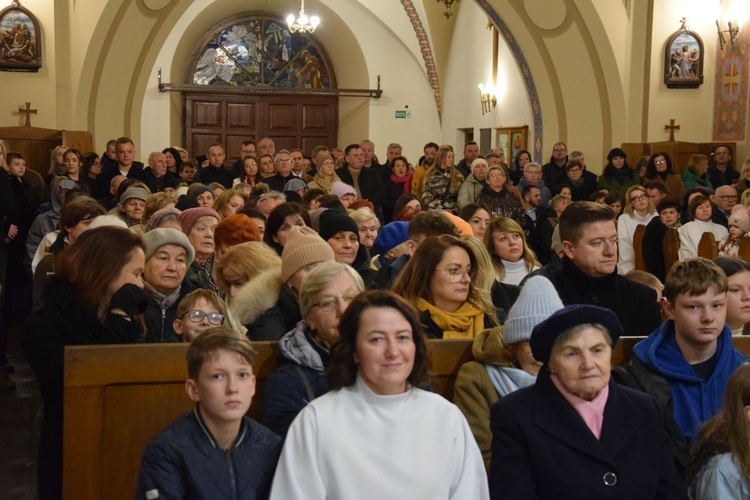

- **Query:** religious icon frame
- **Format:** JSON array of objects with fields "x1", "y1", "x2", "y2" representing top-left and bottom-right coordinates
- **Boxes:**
[
  {"x1": 0, "y1": 1, "x2": 42, "y2": 72},
  {"x1": 495, "y1": 126, "x2": 528, "y2": 162},
  {"x1": 663, "y1": 27, "x2": 703, "y2": 89}
]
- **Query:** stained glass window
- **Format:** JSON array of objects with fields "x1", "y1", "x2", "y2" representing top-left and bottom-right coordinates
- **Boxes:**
[{"x1": 191, "y1": 16, "x2": 333, "y2": 88}]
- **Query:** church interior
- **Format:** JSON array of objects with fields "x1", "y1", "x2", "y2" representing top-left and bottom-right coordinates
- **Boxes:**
[{"x1": 2, "y1": 0, "x2": 750, "y2": 497}]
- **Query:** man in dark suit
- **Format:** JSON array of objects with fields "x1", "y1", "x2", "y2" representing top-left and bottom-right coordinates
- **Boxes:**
[
  {"x1": 335, "y1": 144, "x2": 386, "y2": 222},
  {"x1": 198, "y1": 143, "x2": 233, "y2": 188},
  {"x1": 265, "y1": 150, "x2": 295, "y2": 193}
]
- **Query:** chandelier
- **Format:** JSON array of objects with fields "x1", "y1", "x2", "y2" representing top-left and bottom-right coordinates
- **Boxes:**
[
  {"x1": 437, "y1": 0, "x2": 461, "y2": 19},
  {"x1": 287, "y1": 0, "x2": 320, "y2": 34}
]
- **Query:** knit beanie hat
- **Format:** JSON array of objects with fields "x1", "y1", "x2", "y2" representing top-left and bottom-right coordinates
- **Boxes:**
[
  {"x1": 147, "y1": 207, "x2": 182, "y2": 232},
  {"x1": 142, "y1": 228, "x2": 195, "y2": 266},
  {"x1": 503, "y1": 276, "x2": 564, "y2": 346},
  {"x1": 331, "y1": 181, "x2": 357, "y2": 200},
  {"x1": 284, "y1": 178, "x2": 308, "y2": 192},
  {"x1": 120, "y1": 187, "x2": 149, "y2": 204},
  {"x1": 179, "y1": 207, "x2": 220, "y2": 235},
  {"x1": 729, "y1": 204, "x2": 750, "y2": 234},
  {"x1": 372, "y1": 221, "x2": 409, "y2": 256},
  {"x1": 471, "y1": 158, "x2": 488, "y2": 174},
  {"x1": 190, "y1": 185, "x2": 214, "y2": 201},
  {"x1": 88, "y1": 214, "x2": 128, "y2": 230},
  {"x1": 318, "y1": 210, "x2": 359, "y2": 242},
  {"x1": 281, "y1": 226, "x2": 335, "y2": 282},
  {"x1": 607, "y1": 148, "x2": 627, "y2": 161}
]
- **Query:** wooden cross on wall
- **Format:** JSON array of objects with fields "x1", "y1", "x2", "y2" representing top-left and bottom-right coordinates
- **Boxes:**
[
  {"x1": 664, "y1": 119, "x2": 680, "y2": 142},
  {"x1": 16, "y1": 102, "x2": 37, "y2": 127}
]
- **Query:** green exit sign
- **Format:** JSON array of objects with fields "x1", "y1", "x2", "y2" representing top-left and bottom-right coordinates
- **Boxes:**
[{"x1": 395, "y1": 110, "x2": 411, "y2": 119}]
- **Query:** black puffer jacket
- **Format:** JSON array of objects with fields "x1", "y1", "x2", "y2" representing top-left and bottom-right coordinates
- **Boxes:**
[{"x1": 136, "y1": 408, "x2": 281, "y2": 500}]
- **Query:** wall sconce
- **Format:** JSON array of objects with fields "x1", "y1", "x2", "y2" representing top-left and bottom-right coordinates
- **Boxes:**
[
  {"x1": 716, "y1": 19, "x2": 740, "y2": 50},
  {"x1": 437, "y1": 0, "x2": 461, "y2": 19},
  {"x1": 478, "y1": 84, "x2": 497, "y2": 115}
]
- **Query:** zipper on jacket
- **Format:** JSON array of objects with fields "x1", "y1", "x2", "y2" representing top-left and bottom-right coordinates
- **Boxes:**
[
  {"x1": 160, "y1": 308, "x2": 166, "y2": 341},
  {"x1": 225, "y1": 448, "x2": 237, "y2": 500}
]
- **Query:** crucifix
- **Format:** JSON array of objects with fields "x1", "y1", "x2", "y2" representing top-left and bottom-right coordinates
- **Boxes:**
[
  {"x1": 16, "y1": 102, "x2": 38, "y2": 127},
  {"x1": 664, "y1": 119, "x2": 680, "y2": 142}
]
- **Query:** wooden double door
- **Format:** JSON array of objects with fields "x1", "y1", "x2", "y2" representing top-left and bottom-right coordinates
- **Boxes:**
[{"x1": 184, "y1": 92, "x2": 338, "y2": 162}]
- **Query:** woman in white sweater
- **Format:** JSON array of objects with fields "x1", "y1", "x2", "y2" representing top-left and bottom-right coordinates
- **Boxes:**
[
  {"x1": 678, "y1": 194, "x2": 729, "y2": 260},
  {"x1": 617, "y1": 185, "x2": 658, "y2": 274},
  {"x1": 270, "y1": 290, "x2": 488, "y2": 500}
]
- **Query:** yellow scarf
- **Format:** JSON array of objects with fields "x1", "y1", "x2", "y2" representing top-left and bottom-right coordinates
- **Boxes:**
[{"x1": 417, "y1": 298, "x2": 486, "y2": 339}]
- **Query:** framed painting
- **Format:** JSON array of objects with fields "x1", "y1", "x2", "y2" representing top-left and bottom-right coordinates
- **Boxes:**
[
  {"x1": 664, "y1": 26, "x2": 703, "y2": 89},
  {"x1": 0, "y1": 2, "x2": 42, "y2": 72},
  {"x1": 496, "y1": 126, "x2": 528, "y2": 162}
]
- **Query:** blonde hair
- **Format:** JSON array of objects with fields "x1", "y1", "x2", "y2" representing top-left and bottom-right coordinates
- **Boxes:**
[
  {"x1": 686, "y1": 154, "x2": 709, "y2": 177},
  {"x1": 623, "y1": 185, "x2": 655, "y2": 217},
  {"x1": 213, "y1": 241, "x2": 281, "y2": 294},
  {"x1": 348, "y1": 207, "x2": 380, "y2": 228},
  {"x1": 142, "y1": 192, "x2": 173, "y2": 225},
  {"x1": 484, "y1": 217, "x2": 540, "y2": 281},
  {"x1": 461, "y1": 236, "x2": 495, "y2": 307},
  {"x1": 213, "y1": 189, "x2": 247, "y2": 219},
  {"x1": 49, "y1": 145, "x2": 68, "y2": 175}
]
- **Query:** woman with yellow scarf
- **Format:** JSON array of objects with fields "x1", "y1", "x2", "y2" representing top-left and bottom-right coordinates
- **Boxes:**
[{"x1": 392, "y1": 235, "x2": 498, "y2": 339}]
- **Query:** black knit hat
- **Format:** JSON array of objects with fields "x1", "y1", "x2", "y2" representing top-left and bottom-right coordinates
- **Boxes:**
[
  {"x1": 607, "y1": 148, "x2": 627, "y2": 161},
  {"x1": 530, "y1": 304, "x2": 623, "y2": 365},
  {"x1": 318, "y1": 210, "x2": 359, "y2": 242}
]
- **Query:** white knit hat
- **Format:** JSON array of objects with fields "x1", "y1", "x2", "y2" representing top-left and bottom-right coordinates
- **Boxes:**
[{"x1": 503, "y1": 276, "x2": 564, "y2": 346}]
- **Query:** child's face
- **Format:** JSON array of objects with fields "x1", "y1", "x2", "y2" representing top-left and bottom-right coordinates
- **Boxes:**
[
  {"x1": 730, "y1": 224, "x2": 746, "y2": 239},
  {"x1": 186, "y1": 348, "x2": 256, "y2": 425},
  {"x1": 174, "y1": 297, "x2": 223, "y2": 342},
  {"x1": 181, "y1": 166, "x2": 196, "y2": 182},
  {"x1": 8, "y1": 158, "x2": 25, "y2": 177},
  {"x1": 664, "y1": 286, "x2": 726, "y2": 348}
]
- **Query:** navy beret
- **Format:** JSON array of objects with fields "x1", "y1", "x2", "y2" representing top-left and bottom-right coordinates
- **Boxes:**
[{"x1": 530, "y1": 304, "x2": 623, "y2": 364}]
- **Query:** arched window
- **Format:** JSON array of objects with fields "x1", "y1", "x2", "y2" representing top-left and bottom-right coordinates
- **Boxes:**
[{"x1": 189, "y1": 15, "x2": 335, "y2": 89}]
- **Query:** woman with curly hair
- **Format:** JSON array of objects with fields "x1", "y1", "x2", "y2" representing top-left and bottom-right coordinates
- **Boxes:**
[
  {"x1": 475, "y1": 165, "x2": 525, "y2": 221},
  {"x1": 421, "y1": 145, "x2": 464, "y2": 214}
]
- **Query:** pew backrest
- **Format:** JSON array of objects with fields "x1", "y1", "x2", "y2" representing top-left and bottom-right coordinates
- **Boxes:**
[{"x1": 63, "y1": 336, "x2": 750, "y2": 499}]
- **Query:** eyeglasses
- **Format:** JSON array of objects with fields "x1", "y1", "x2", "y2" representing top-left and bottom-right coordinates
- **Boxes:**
[
  {"x1": 716, "y1": 195, "x2": 738, "y2": 200},
  {"x1": 630, "y1": 195, "x2": 648, "y2": 202},
  {"x1": 654, "y1": 160, "x2": 667, "y2": 165},
  {"x1": 438, "y1": 267, "x2": 476, "y2": 283},
  {"x1": 277, "y1": 159, "x2": 292, "y2": 164},
  {"x1": 181, "y1": 310, "x2": 225, "y2": 325},
  {"x1": 312, "y1": 293, "x2": 359, "y2": 311},
  {"x1": 553, "y1": 148, "x2": 567, "y2": 152},
  {"x1": 567, "y1": 167, "x2": 582, "y2": 172}
]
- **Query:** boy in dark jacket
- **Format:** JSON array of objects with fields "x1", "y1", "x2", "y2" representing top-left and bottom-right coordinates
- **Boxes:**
[{"x1": 136, "y1": 327, "x2": 281, "y2": 499}]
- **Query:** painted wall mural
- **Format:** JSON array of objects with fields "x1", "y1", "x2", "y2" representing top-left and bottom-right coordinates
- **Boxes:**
[
  {"x1": 191, "y1": 16, "x2": 333, "y2": 88},
  {"x1": 712, "y1": 21, "x2": 748, "y2": 141}
]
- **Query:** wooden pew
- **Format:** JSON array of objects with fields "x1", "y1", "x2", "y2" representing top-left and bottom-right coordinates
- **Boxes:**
[
  {"x1": 63, "y1": 336, "x2": 750, "y2": 499},
  {"x1": 663, "y1": 227, "x2": 680, "y2": 276},
  {"x1": 62, "y1": 339, "x2": 472, "y2": 499},
  {"x1": 738, "y1": 236, "x2": 750, "y2": 262},
  {"x1": 633, "y1": 224, "x2": 647, "y2": 271},
  {"x1": 697, "y1": 231, "x2": 718, "y2": 260}
]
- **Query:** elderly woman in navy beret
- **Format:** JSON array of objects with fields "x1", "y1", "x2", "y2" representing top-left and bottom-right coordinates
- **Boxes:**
[{"x1": 488, "y1": 304, "x2": 687, "y2": 499}]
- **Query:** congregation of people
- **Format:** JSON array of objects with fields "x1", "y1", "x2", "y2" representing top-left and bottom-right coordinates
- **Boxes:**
[{"x1": 4, "y1": 135, "x2": 750, "y2": 499}]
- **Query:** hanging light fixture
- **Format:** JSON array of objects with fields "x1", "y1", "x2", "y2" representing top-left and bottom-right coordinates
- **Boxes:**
[
  {"x1": 287, "y1": 0, "x2": 320, "y2": 34},
  {"x1": 437, "y1": 0, "x2": 461, "y2": 19}
]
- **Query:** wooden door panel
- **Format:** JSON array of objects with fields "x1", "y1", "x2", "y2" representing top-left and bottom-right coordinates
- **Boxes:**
[
  {"x1": 227, "y1": 102, "x2": 257, "y2": 129},
  {"x1": 266, "y1": 103, "x2": 297, "y2": 130},
  {"x1": 184, "y1": 93, "x2": 337, "y2": 158},
  {"x1": 192, "y1": 101, "x2": 221, "y2": 128},
  {"x1": 302, "y1": 104, "x2": 329, "y2": 130},
  {"x1": 192, "y1": 134, "x2": 221, "y2": 157}
]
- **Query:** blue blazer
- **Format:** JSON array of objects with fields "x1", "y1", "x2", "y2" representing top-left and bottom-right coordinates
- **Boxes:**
[{"x1": 489, "y1": 370, "x2": 687, "y2": 499}]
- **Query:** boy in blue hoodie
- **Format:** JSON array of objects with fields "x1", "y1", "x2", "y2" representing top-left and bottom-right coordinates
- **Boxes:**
[{"x1": 615, "y1": 257, "x2": 747, "y2": 475}]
